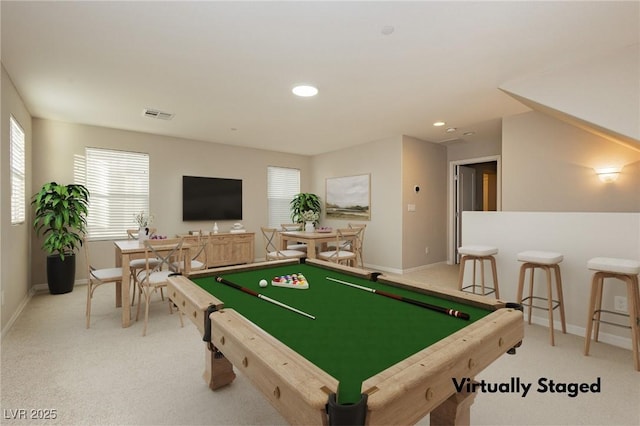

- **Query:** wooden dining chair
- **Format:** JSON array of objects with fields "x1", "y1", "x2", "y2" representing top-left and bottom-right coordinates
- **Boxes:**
[
  {"x1": 83, "y1": 237, "x2": 123, "y2": 328},
  {"x1": 261, "y1": 227, "x2": 306, "y2": 261},
  {"x1": 135, "y1": 238, "x2": 184, "y2": 336},
  {"x1": 348, "y1": 223, "x2": 367, "y2": 268},
  {"x1": 127, "y1": 227, "x2": 160, "y2": 307},
  {"x1": 318, "y1": 228, "x2": 361, "y2": 267},
  {"x1": 279, "y1": 223, "x2": 307, "y2": 252},
  {"x1": 173, "y1": 233, "x2": 208, "y2": 272}
]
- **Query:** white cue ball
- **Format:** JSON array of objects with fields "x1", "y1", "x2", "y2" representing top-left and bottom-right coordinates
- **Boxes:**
[{"x1": 259, "y1": 279, "x2": 268, "y2": 288}]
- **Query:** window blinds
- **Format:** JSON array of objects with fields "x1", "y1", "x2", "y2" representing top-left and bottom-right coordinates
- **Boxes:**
[
  {"x1": 10, "y1": 116, "x2": 26, "y2": 225},
  {"x1": 267, "y1": 166, "x2": 300, "y2": 227},
  {"x1": 85, "y1": 148, "x2": 149, "y2": 240}
]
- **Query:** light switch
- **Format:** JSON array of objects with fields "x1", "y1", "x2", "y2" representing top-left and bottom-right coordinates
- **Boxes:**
[{"x1": 407, "y1": 204, "x2": 416, "y2": 212}]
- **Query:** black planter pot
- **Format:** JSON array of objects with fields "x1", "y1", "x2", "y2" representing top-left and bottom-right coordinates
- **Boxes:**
[{"x1": 46, "y1": 254, "x2": 76, "y2": 294}]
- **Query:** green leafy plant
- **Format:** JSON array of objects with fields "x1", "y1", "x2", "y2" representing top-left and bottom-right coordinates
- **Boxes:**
[
  {"x1": 32, "y1": 182, "x2": 90, "y2": 260},
  {"x1": 290, "y1": 193, "x2": 321, "y2": 224}
]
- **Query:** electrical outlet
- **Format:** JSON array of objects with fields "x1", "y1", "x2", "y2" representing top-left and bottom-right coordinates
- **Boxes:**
[
  {"x1": 425, "y1": 247, "x2": 430, "y2": 255},
  {"x1": 614, "y1": 296, "x2": 628, "y2": 312}
]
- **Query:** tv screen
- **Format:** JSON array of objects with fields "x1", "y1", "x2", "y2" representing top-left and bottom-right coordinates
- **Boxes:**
[{"x1": 182, "y1": 176, "x2": 243, "y2": 221}]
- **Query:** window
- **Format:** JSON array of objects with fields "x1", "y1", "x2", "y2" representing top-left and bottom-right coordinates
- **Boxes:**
[
  {"x1": 267, "y1": 166, "x2": 300, "y2": 227},
  {"x1": 83, "y1": 148, "x2": 149, "y2": 240},
  {"x1": 10, "y1": 116, "x2": 26, "y2": 225}
]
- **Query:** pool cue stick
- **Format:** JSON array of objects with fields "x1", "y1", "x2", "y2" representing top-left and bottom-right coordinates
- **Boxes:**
[
  {"x1": 215, "y1": 277, "x2": 315, "y2": 320},
  {"x1": 326, "y1": 277, "x2": 470, "y2": 320}
]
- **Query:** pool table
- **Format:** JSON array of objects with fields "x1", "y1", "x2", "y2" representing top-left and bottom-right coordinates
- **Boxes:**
[{"x1": 167, "y1": 258, "x2": 523, "y2": 425}]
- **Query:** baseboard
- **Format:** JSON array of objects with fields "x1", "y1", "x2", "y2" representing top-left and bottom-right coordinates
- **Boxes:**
[
  {"x1": 32, "y1": 279, "x2": 89, "y2": 294},
  {"x1": 402, "y1": 261, "x2": 450, "y2": 275},
  {"x1": 528, "y1": 315, "x2": 632, "y2": 350},
  {"x1": 1, "y1": 290, "x2": 33, "y2": 339}
]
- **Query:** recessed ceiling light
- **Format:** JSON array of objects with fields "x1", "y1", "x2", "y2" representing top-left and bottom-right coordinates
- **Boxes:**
[
  {"x1": 433, "y1": 121, "x2": 446, "y2": 127},
  {"x1": 292, "y1": 85, "x2": 318, "y2": 97},
  {"x1": 446, "y1": 127, "x2": 457, "y2": 133},
  {"x1": 463, "y1": 131, "x2": 476, "y2": 136}
]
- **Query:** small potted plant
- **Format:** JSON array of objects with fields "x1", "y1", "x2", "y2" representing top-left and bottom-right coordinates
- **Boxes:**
[
  {"x1": 290, "y1": 193, "x2": 321, "y2": 225},
  {"x1": 32, "y1": 182, "x2": 90, "y2": 294},
  {"x1": 301, "y1": 210, "x2": 319, "y2": 232}
]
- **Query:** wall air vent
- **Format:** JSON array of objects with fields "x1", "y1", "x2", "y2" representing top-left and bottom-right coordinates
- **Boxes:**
[{"x1": 143, "y1": 108, "x2": 174, "y2": 120}]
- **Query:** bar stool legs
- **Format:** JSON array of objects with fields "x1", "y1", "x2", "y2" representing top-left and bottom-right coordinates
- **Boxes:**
[
  {"x1": 457, "y1": 246, "x2": 499, "y2": 298},
  {"x1": 584, "y1": 257, "x2": 640, "y2": 371},
  {"x1": 516, "y1": 251, "x2": 566, "y2": 346}
]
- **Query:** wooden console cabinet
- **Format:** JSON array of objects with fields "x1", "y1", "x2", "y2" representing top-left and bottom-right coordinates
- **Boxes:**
[{"x1": 180, "y1": 232, "x2": 254, "y2": 268}]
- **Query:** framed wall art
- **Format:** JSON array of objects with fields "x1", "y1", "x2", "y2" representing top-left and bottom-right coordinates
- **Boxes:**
[{"x1": 325, "y1": 174, "x2": 370, "y2": 220}]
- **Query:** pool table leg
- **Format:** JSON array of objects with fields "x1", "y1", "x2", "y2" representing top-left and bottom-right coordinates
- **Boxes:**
[
  {"x1": 429, "y1": 382, "x2": 478, "y2": 426},
  {"x1": 203, "y1": 342, "x2": 237, "y2": 390}
]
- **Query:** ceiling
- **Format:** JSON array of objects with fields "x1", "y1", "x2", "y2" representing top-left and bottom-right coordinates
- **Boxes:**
[{"x1": 2, "y1": 1, "x2": 638, "y2": 155}]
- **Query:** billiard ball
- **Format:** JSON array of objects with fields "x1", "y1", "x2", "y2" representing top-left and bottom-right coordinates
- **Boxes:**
[{"x1": 259, "y1": 279, "x2": 268, "y2": 288}]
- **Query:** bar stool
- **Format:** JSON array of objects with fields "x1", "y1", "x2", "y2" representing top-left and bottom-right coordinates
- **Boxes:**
[
  {"x1": 516, "y1": 250, "x2": 566, "y2": 346},
  {"x1": 584, "y1": 257, "x2": 640, "y2": 371},
  {"x1": 457, "y1": 246, "x2": 499, "y2": 298}
]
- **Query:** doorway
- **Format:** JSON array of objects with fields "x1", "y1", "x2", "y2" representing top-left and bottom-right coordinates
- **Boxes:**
[{"x1": 448, "y1": 156, "x2": 501, "y2": 264}]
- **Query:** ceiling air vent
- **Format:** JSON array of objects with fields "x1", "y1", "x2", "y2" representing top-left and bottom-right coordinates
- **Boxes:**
[{"x1": 143, "y1": 108, "x2": 174, "y2": 120}]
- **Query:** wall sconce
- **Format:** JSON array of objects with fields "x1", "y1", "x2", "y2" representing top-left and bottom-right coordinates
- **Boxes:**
[{"x1": 595, "y1": 166, "x2": 622, "y2": 183}]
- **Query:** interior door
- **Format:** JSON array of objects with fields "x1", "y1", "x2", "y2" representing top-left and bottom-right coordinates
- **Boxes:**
[{"x1": 454, "y1": 165, "x2": 476, "y2": 263}]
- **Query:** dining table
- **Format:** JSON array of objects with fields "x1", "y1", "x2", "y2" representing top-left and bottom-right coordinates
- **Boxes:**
[
  {"x1": 114, "y1": 239, "x2": 192, "y2": 328},
  {"x1": 279, "y1": 229, "x2": 342, "y2": 259}
]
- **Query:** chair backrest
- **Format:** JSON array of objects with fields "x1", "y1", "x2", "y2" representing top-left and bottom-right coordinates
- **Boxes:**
[
  {"x1": 83, "y1": 236, "x2": 94, "y2": 277},
  {"x1": 335, "y1": 228, "x2": 361, "y2": 252},
  {"x1": 190, "y1": 233, "x2": 209, "y2": 265},
  {"x1": 261, "y1": 227, "x2": 280, "y2": 254},
  {"x1": 348, "y1": 223, "x2": 367, "y2": 250},
  {"x1": 143, "y1": 237, "x2": 184, "y2": 274},
  {"x1": 280, "y1": 223, "x2": 302, "y2": 231}
]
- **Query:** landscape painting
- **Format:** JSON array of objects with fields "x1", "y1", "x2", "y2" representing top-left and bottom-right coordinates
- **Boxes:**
[{"x1": 325, "y1": 174, "x2": 370, "y2": 220}]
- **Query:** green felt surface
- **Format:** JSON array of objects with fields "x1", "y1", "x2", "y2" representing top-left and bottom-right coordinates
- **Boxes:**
[{"x1": 192, "y1": 263, "x2": 492, "y2": 404}]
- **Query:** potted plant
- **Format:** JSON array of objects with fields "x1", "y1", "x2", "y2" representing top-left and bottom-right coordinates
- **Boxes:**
[
  {"x1": 32, "y1": 182, "x2": 90, "y2": 294},
  {"x1": 290, "y1": 193, "x2": 321, "y2": 225}
]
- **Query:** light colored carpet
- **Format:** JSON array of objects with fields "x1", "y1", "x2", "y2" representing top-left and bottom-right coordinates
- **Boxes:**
[{"x1": 1, "y1": 264, "x2": 638, "y2": 425}]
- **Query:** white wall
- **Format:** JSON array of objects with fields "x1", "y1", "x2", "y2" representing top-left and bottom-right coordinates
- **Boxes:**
[
  {"x1": 461, "y1": 211, "x2": 640, "y2": 348},
  {"x1": 402, "y1": 135, "x2": 447, "y2": 269},
  {"x1": 503, "y1": 111, "x2": 640, "y2": 212},
  {"x1": 1, "y1": 65, "x2": 32, "y2": 332},
  {"x1": 311, "y1": 136, "x2": 404, "y2": 272}
]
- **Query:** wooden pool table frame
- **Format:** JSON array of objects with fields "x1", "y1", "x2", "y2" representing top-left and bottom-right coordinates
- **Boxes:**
[{"x1": 168, "y1": 258, "x2": 523, "y2": 425}]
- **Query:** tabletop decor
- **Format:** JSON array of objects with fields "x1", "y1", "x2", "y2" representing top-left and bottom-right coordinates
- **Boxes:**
[
  {"x1": 134, "y1": 211, "x2": 154, "y2": 241},
  {"x1": 326, "y1": 174, "x2": 371, "y2": 220},
  {"x1": 301, "y1": 210, "x2": 319, "y2": 232},
  {"x1": 32, "y1": 181, "x2": 90, "y2": 294}
]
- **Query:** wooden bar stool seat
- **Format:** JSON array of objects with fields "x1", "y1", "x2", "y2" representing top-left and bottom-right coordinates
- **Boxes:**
[
  {"x1": 516, "y1": 250, "x2": 566, "y2": 346},
  {"x1": 584, "y1": 257, "x2": 640, "y2": 371},
  {"x1": 457, "y1": 245, "x2": 499, "y2": 298}
]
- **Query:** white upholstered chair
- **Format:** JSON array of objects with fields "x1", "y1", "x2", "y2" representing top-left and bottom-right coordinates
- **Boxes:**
[
  {"x1": 261, "y1": 227, "x2": 306, "y2": 260},
  {"x1": 126, "y1": 227, "x2": 160, "y2": 306},
  {"x1": 318, "y1": 228, "x2": 363, "y2": 267},
  {"x1": 173, "y1": 233, "x2": 208, "y2": 272},
  {"x1": 84, "y1": 238, "x2": 123, "y2": 328},
  {"x1": 135, "y1": 238, "x2": 185, "y2": 336},
  {"x1": 280, "y1": 223, "x2": 307, "y2": 252},
  {"x1": 348, "y1": 223, "x2": 367, "y2": 268}
]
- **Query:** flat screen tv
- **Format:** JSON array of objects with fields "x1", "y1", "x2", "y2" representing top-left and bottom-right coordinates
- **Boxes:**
[{"x1": 182, "y1": 176, "x2": 243, "y2": 221}]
